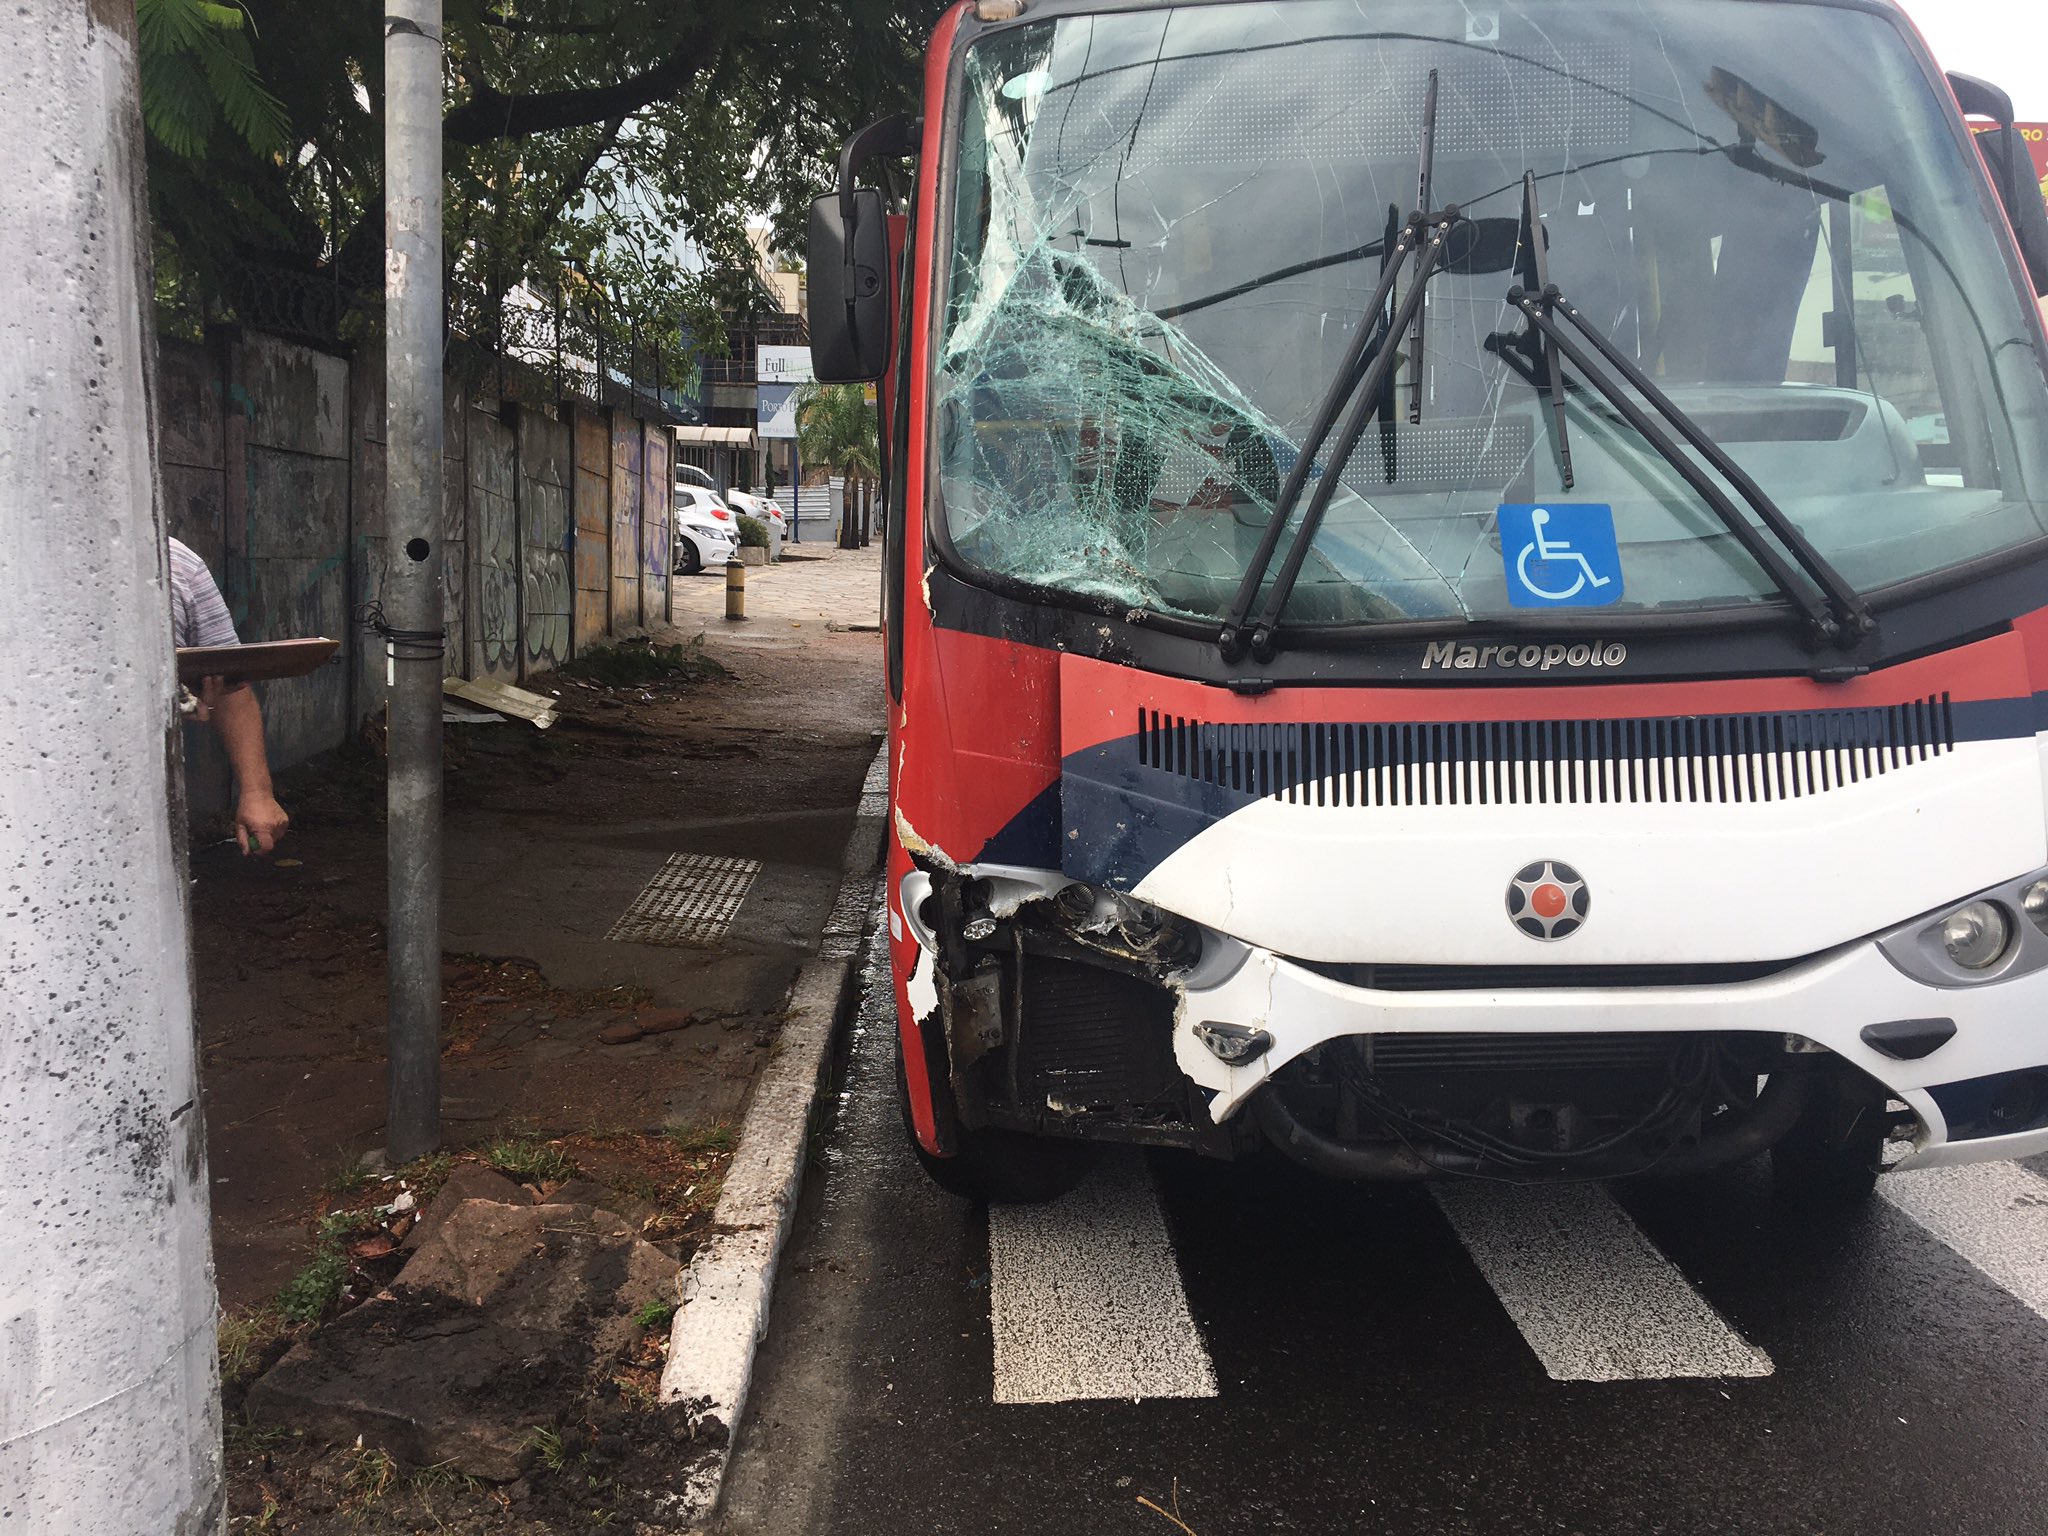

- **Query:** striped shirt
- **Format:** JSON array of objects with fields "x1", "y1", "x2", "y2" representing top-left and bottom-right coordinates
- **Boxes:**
[{"x1": 168, "y1": 538, "x2": 240, "y2": 650}]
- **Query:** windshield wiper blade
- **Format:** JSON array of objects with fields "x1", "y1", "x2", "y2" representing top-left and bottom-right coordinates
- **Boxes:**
[
  {"x1": 1517, "y1": 172, "x2": 1574, "y2": 489},
  {"x1": 1408, "y1": 69, "x2": 1439, "y2": 428},
  {"x1": 1220, "y1": 72, "x2": 1447, "y2": 664},
  {"x1": 1216, "y1": 217, "x2": 1426, "y2": 661},
  {"x1": 1245, "y1": 221, "x2": 1454, "y2": 658},
  {"x1": 1508, "y1": 282, "x2": 1874, "y2": 647}
]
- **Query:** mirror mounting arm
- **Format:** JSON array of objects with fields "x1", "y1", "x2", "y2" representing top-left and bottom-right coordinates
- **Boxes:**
[
  {"x1": 1947, "y1": 73, "x2": 2018, "y2": 201},
  {"x1": 834, "y1": 114, "x2": 923, "y2": 358},
  {"x1": 837, "y1": 114, "x2": 923, "y2": 224}
]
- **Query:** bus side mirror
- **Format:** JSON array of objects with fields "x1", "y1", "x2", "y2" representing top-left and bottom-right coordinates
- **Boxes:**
[
  {"x1": 808, "y1": 187, "x2": 893, "y2": 383},
  {"x1": 1975, "y1": 125, "x2": 2048, "y2": 297},
  {"x1": 1949, "y1": 73, "x2": 2048, "y2": 297}
]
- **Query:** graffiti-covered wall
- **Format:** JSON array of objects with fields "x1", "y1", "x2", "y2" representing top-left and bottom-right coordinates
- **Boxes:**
[
  {"x1": 468, "y1": 406, "x2": 519, "y2": 680},
  {"x1": 519, "y1": 406, "x2": 574, "y2": 675},
  {"x1": 609, "y1": 416, "x2": 644, "y2": 630},
  {"x1": 573, "y1": 410, "x2": 612, "y2": 651},
  {"x1": 156, "y1": 326, "x2": 679, "y2": 829},
  {"x1": 639, "y1": 423, "x2": 671, "y2": 627}
]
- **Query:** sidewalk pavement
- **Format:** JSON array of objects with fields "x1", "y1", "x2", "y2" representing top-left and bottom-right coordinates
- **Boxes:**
[
  {"x1": 193, "y1": 541, "x2": 887, "y2": 1309},
  {"x1": 668, "y1": 536, "x2": 881, "y2": 635}
]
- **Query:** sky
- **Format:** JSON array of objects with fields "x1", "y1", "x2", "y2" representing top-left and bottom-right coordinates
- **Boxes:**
[{"x1": 1901, "y1": 0, "x2": 2048, "y2": 120}]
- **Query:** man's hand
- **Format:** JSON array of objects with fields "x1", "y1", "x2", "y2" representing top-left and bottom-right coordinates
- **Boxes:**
[
  {"x1": 235, "y1": 790, "x2": 290, "y2": 855},
  {"x1": 190, "y1": 675, "x2": 228, "y2": 722}
]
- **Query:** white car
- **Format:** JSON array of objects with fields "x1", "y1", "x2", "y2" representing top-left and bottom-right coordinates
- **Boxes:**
[
  {"x1": 724, "y1": 489, "x2": 787, "y2": 540},
  {"x1": 674, "y1": 486, "x2": 739, "y2": 574}
]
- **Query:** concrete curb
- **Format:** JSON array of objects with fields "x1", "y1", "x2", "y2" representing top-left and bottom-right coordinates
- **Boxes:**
[{"x1": 659, "y1": 743, "x2": 888, "y2": 1527}]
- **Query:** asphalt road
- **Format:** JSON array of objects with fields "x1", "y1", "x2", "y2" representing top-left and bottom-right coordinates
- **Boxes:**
[{"x1": 719, "y1": 914, "x2": 2048, "y2": 1536}]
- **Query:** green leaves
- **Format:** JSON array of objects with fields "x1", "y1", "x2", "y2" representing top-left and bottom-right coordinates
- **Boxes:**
[
  {"x1": 795, "y1": 383, "x2": 881, "y2": 483},
  {"x1": 137, "y1": 0, "x2": 289, "y2": 159},
  {"x1": 146, "y1": 0, "x2": 949, "y2": 356}
]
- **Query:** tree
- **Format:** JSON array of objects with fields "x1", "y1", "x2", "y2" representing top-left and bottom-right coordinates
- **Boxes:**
[
  {"x1": 139, "y1": 0, "x2": 949, "y2": 364},
  {"x1": 796, "y1": 382, "x2": 881, "y2": 548}
]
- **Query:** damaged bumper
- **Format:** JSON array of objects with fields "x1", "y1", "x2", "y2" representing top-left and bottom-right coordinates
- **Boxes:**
[
  {"x1": 1177, "y1": 925, "x2": 2048, "y2": 1169},
  {"x1": 900, "y1": 864, "x2": 2048, "y2": 1173}
]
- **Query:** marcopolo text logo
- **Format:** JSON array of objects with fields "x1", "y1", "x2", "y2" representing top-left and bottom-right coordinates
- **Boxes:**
[{"x1": 1422, "y1": 639, "x2": 1628, "y2": 672}]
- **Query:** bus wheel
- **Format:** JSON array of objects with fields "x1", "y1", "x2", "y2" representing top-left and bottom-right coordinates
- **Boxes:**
[
  {"x1": 894, "y1": 1040, "x2": 1096, "y2": 1204},
  {"x1": 1772, "y1": 1100, "x2": 1884, "y2": 1208}
]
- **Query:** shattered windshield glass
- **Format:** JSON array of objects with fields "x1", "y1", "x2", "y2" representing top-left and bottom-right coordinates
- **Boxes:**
[{"x1": 934, "y1": 1, "x2": 2048, "y2": 629}]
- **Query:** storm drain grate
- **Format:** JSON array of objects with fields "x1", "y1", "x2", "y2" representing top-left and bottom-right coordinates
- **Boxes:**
[{"x1": 605, "y1": 854, "x2": 761, "y2": 948}]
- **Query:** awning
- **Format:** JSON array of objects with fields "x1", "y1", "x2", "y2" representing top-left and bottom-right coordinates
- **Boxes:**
[{"x1": 672, "y1": 425, "x2": 757, "y2": 446}]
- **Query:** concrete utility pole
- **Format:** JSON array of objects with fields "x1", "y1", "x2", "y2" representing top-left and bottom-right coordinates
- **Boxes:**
[
  {"x1": 0, "y1": 5, "x2": 224, "y2": 1530},
  {"x1": 384, "y1": 0, "x2": 445, "y2": 1162}
]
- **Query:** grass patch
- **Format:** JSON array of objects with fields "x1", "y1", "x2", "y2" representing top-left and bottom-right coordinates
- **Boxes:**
[
  {"x1": 224, "y1": 1413, "x2": 294, "y2": 1460},
  {"x1": 277, "y1": 1211, "x2": 381, "y2": 1325},
  {"x1": 631, "y1": 1299, "x2": 674, "y2": 1331},
  {"x1": 667, "y1": 1121, "x2": 735, "y2": 1157},
  {"x1": 340, "y1": 1440, "x2": 397, "y2": 1508},
  {"x1": 558, "y1": 637, "x2": 728, "y2": 689},
  {"x1": 484, "y1": 1136, "x2": 576, "y2": 1185},
  {"x1": 323, "y1": 1152, "x2": 372, "y2": 1199},
  {"x1": 218, "y1": 1306, "x2": 281, "y2": 1384},
  {"x1": 527, "y1": 1426, "x2": 570, "y2": 1474}
]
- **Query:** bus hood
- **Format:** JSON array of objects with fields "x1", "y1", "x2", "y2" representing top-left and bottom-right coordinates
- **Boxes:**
[{"x1": 1054, "y1": 644, "x2": 2048, "y2": 966}]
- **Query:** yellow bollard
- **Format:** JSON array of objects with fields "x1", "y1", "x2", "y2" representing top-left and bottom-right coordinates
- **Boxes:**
[{"x1": 724, "y1": 554, "x2": 746, "y2": 621}]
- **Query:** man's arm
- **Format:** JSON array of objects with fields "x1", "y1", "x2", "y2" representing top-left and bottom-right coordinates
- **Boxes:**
[{"x1": 203, "y1": 677, "x2": 289, "y2": 854}]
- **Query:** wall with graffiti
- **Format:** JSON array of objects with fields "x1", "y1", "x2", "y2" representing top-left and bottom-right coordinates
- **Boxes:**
[{"x1": 157, "y1": 325, "x2": 682, "y2": 827}]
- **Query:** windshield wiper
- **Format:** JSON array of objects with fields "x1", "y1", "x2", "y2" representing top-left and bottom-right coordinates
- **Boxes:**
[
  {"x1": 1219, "y1": 72, "x2": 1453, "y2": 664},
  {"x1": 1408, "y1": 70, "x2": 1438, "y2": 428},
  {"x1": 1515, "y1": 171, "x2": 1575, "y2": 490},
  {"x1": 1508, "y1": 278, "x2": 1873, "y2": 648}
]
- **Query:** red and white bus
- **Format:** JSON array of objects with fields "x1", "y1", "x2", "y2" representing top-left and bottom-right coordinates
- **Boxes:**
[{"x1": 809, "y1": 0, "x2": 2048, "y2": 1204}]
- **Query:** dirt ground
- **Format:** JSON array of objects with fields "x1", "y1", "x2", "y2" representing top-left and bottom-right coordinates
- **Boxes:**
[{"x1": 196, "y1": 547, "x2": 884, "y2": 1531}]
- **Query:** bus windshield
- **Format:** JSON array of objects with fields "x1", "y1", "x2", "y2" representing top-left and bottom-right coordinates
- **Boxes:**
[{"x1": 934, "y1": 1, "x2": 2048, "y2": 632}]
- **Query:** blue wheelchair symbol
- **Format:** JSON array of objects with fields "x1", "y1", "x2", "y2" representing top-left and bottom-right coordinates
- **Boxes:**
[{"x1": 1499, "y1": 503, "x2": 1623, "y2": 608}]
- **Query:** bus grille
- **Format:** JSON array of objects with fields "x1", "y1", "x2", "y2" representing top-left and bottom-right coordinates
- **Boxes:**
[
  {"x1": 1016, "y1": 958, "x2": 1179, "y2": 1111},
  {"x1": 1299, "y1": 960, "x2": 1796, "y2": 991},
  {"x1": 1133, "y1": 696, "x2": 1956, "y2": 807}
]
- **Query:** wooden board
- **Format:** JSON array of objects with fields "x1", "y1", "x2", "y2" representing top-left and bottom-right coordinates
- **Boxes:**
[{"x1": 176, "y1": 637, "x2": 339, "y2": 685}]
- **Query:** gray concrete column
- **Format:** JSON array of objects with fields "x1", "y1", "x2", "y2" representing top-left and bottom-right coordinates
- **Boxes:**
[{"x1": 0, "y1": 2, "x2": 224, "y2": 1531}]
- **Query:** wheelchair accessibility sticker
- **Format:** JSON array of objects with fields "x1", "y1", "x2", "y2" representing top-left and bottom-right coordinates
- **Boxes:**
[{"x1": 1499, "y1": 503, "x2": 1623, "y2": 608}]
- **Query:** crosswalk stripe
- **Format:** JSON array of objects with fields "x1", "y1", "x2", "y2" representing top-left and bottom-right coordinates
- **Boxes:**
[
  {"x1": 989, "y1": 1153, "x2": 1218, "y2": 1405},
  {"x1": 1880, "y1": 1161, "x2": 2048, "y2": 1323},
  {"x1": 1433, "y1": 1182, "x2": 1774, "y2": 1382}
]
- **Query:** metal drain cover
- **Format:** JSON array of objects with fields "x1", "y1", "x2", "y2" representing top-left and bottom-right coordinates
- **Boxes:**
[{"x1": 605, "y1": 854, "x2": 762, "y2": 948}]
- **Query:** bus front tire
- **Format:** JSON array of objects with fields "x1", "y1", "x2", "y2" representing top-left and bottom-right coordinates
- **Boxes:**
[{"x1": 895, "y1": 1041, "x2": 1096, "y2": 1205}]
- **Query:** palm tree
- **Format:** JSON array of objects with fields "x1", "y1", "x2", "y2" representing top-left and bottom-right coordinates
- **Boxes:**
[{"x1": 795, "y1": 383, "x2": 881, "y2": 547}]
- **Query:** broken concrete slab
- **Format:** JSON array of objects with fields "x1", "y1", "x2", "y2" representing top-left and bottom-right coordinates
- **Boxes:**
[
  {"x1": 400, "y1": 1164, "x2": 530, "y2": 1252},
  {"x1": 541, "y1": 1179, "x2": 657, "y2": 1231},
  {"x1": 250, "y1": 1200, "x2": 681, "y2": 1481},
  {"x1": 401, "y1": 1199, "x2": 677, "y2": 1362},
  {"x1": 248, "y1": 1294, "x2": 554, "y2": 1482}
]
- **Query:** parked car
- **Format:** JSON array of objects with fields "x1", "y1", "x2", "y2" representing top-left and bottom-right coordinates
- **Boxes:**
[
  {"x1": 674, "y1": 486, "x2": 738, "y2": 574},
  {"x1": 724, "y1": 489, "x2": 787, "y2": 540},
  {"x1": 676, "y1": 462, "x2": 718, "y2": 492}
]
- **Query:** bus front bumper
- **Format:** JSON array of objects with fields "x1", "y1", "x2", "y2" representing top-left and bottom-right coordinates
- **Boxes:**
[{"x1": 1175, "y1": 934, "x2": 2048, "y2": 1169}]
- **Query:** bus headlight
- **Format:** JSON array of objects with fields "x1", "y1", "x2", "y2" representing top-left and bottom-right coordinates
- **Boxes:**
[
  {"x1": 2023, "y1": 879, "x2": 2048, "y2": 937},
  {"x1": 1941, "y1": 901, "x2": 2012, "y2": 971},
  {"x1": 1880, "y1": 872, "x2": 2048, "y2": 987}
]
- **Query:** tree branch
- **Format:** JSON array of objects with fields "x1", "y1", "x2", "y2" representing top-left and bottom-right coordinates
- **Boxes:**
[
  {"x1": 443, "y1": 25, "x2": 718, "y2": 143},
  {"x1": 478, "y1": 15, "x2": 607, "y2": 36},
  {"x1": 523, "y1": 116, "x2": 625, "y2": 256}
]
